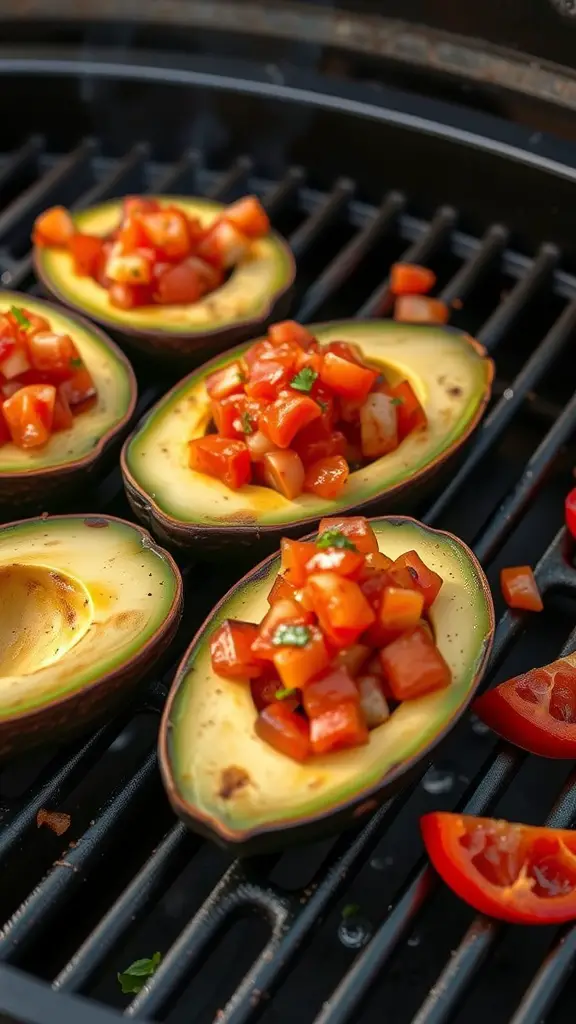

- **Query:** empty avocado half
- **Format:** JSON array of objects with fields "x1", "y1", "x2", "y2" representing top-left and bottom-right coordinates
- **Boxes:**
[
  {"x1": 35, "y1": 196, "x2": 295, "y2": 362},
  {"x1": 0, "y1": 514, "x2": 182, "y2": 756},
  {"x1": 122, "y1": 320, "x2": 493, "y2": 554},
  {"x1": 0, "y1": 292, "x2": 136, "y2": 510},
  {"x1": 159, "y1": 517, "x2": 494, "y2": 854}
]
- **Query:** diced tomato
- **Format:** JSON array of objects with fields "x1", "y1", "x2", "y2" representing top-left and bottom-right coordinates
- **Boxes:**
[
  {"x1": 302, "y1": 666, "x2": 359, "y2": 718},
  {"x1": 281, "y1": 539, "x2": 318, "y2": 587},
  {"x1": 21, "y1": 309, "x2": 51, "y2": 338},
  {"x1": 105, "y1": 244, "x2": 154, "y2": 285},
  {"x1": 27, "y1": 331, "x2": 80, "y2": 381},
  {"x1": 154, "y1": 260, "x2": 211, "y2": 304},
  {"x1": 224, "y1": 196, "x2": 270, "y2": 238},
  {"x1": 33, "y1": 206, "x2": 75, "y2": 247},
  {"x1": 357, "y1": 675, "x2": 390, "y2": 728},
  {"x1": 0, "y1": 405, "x2": 10, "y2": 445},
  {"x1": 3, "y1": 383, "x2": 56, "y2": 448},
  {"x1": 262, "y1": 449, "x2": 305, "y2": 500},
  {"x1": 210, "y1": 395, "x2": 246, "y2": 439},
  {"x1": 255, "y1": 702, "x2": 311, "y2": 762},
  {"x1": 305, "y1": 545, "x2": 364, "y2": 579},
  {"x1": 380, "y1": 586, "x2": 424, "y2": 631},
  {"x1": 197, "y1": 220, "x2": 250, "y2": 269},
  {"x1": 205, "y1": 361, "x2": 244, "y2": 401},
  {"x1": 188, "y1": 436, "x2": 251, "y2": 490},
  {"x1": 318, "y1": 516, "x2": 379, "y2": 555},
  {"x1": 291, "y1": 421, "x2": 344, "y2": 467},
  {"x1": 268, "y1": 321, "x2": 316, "y2": 350},
  {"x1": 380, "y1": 625, "x2": 451, "y2": 700},
  {"x1": 501, "y1": 566, "x2": 543, "y2": 612},
  {"x1": 360, "y1": 393, "x2": 399, "y2": 458},
  {"x1": 325, "y1": 341, "x2": 367, "y2": 366},
  {"x1": 68, "y1": 233, "x2": 105, "y2": 277},
  {"x1": 334, "y1": 643, "x2": 371, "y2": 677},
  {"x1": 304, "y1": 455, "x2": 349, "y2": 499},
  {"x1": 272, "y1": 625, "x2": 330, "y2": 690},
  {"x1": 59, "y1": 366, "x2": 96, "y2": 407},
  {"x1": 309, "y1": 701, "x2": 368, "y2": 755},
  {"x1": 267, "y1": 574, "x2": 297, "y2": 606},
  {"x1": 0, "y1": 342, "x2": 30, "y2": 380},
  {"x1": 108, "y1": 282, "x2": 153, "y2": 310},
  {"x1": 390, "y1": 263, "x2": 436, "y2": 296},
  {"x1": 260, "y1": 393, "x2": 321, "y2": 448},
  {"x1": 306, "y1": 572, "x2": 375, "y2": 648},
  {"x1": 319, "y1": 352, "x2": 377, "y2": 401},
  {"x1": 210, "y1": 619, "x2": 264, "y2": 679},
  {"x1": 421, "y1": 812, "x2": 576, "y2": 925},
  {"x1": 566, "y1": 487, "x2": 576, "y2": 540},
  {"x1": 474, "y1": 652, "x2": 576, "y2": 759},
  {"x1": 250, "y1": 674, "x2": 283, "y2": 712},
  {"x1": 387, "y1": 380, "x2": 427, "y2": 439},
  {"x1": 251, "y1": 598, "x2": 313, "y2": 658},
  {"x1": 394, "y1": 295, "x2": 449, "y2": 324},
  {"x1": 52, "y1": 389, "x2": 74, "y2": 432},
  {"x1": 361, "y1": 551, "x2": 393, "y2": 575},
  {"x1": 245, "y1": 359, "x2": 291, "y2": 400},
  {"x1": 122, "y1": 196, "x2": 161, "y2": 219},
  {"x1": 138, "y1": 207, "x2": 193, "y2": 261},
  {"x1": 117, "y1": 214, "x2": 151, "y2": 253},
  {"x1": 393, "y1": 550, "x2": 442, "y2": 608}
]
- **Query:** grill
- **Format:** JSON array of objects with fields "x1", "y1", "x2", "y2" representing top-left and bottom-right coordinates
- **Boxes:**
[{"x1": 1, "y1": 35, "x2": 576, "y2": 1024}]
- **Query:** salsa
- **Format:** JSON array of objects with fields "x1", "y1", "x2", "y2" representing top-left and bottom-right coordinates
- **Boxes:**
[
  {"x1": 32, "y1": 195, "x2": 271, "y2": 311},
  {"x1": 190, "y1": 320, "x2": 428, "y2": 501},
  {"x1": 209, "y1": 516, "x2": 451, "y2": 761},
  {"x1": 0, "y1": 306, "x2": 96, "y2": 449}
]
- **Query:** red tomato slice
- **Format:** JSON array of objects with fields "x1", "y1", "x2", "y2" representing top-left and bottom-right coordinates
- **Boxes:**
[
  {"x1": 394, "y1": 295, "x2": 449, "y2": 324},
  {"x1": 225, "y1": 196, "x2": 270, "y2": 238},
  {"x1": 210, "y1": 619, "x2": 264, "y2": 679},
  {"x1": 421, "y1": 812, "x2": 576, "y2": 925},
  {"x1": 33, "y1": 206, "x2": 75, "y2": 247},
  {"x1": 474, "y1": 653, "x2": 576, "y2": 758},
  {"x1": 390, "y1": 263, "x2": 436, "y2": 296},
  {"x1": 188, "y1": 436, "x2": 251, "y2": 490},
  {"x1": 3, "y1": 384, "x2": 56, "y2": 448},
  {"x1": 501, "y1": 566, "x2": 543, "y2": 612}
]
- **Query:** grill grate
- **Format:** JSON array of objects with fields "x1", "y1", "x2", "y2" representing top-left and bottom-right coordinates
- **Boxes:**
[{"x1": 0, "y1": 133, "x2": 575, "y2": 1024}]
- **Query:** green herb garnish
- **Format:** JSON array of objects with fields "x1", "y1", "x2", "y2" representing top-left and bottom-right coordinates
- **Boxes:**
[
  {"x1": 341, "y1": 903, "x2": 360, "y2": 920},
  {"x1": 118, "y1": 953, "x2": 162, "y2": 995},
  {"x1": 290, "y1": 367, "x2": 318, "y2": 393},
  {"x1": 317, "y1": 399, "x2": 329, "y2": 414},
  {"x1": 240, "y1": 411, "x2": 253, "y2": 435},
  {"x1": 70, "y1": 357, "x2": 83, "y2": 369},
  {"x1": 390, "y1": 396, "x2": 404, "y2": 406},
  {"x1": 316, "y1": 529, "x2": 358, "y2": 552},
  {"x1": 272, "y1": 623, "x2": 312, "y2": 648},
  {"x1": 275, "y1": 686, "x2": 297, "y2": 700},
  {"x1": 11, "y1": 306, "x2": 30, "y2": 329},
  {"x1": 237, "y1": 368, "x2": 247, "y2": 384}
]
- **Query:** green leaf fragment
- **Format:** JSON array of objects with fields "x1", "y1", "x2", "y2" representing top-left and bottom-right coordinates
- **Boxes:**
[
  {"x1": 316, "y1": 529, "x2": 358, "y2": 552},
  {"x1": 11, "y1": 306, "x2": 30, "y2": 329},
  {"x1": 275, "y1": 687, "x2": 297, "y2": 700},
  {"x1": 272, "y1": 623, "x2": 312, "y2": 648},
  {"x1": 241, "y1": 411, "x2": 253, "y2": 434},
  {"x1": 290, "y1": 367, "x2": 318, "y2": 393},
  {"x1": 118, "y1": 952, "x2": 162, "y2": 995}
]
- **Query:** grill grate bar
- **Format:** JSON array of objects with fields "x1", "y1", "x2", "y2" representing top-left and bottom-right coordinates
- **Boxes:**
[
  {"x1": 263, "y1": 166, "x2": 304, "y2": 216},
  {"x1": 439, "y1": 224, "x2": 508, "y2": 305},
  {"x1": 0, "y1": 752, "x2": 157, "y2": 963},
  {"x1": 154, "y1": 147, "x2": 201, "y2": 194},
  {"x1": 53, "y1": 823, "x2": 190, "y2": 994},
  {"x1": 206, "y1": 156, "x2": 253, "y2": 201},
  {"x1": 296, "y1": 190, "x2": 405, "y2": 322},
  {"x1": 358, "y1": 205, "x2": 457, "y2": 318},
  {"x1": 507, "y1": 923, "x2": 576, "y2": 1024},
  {"x1": 0, "y1": 135, "x2": 43, "y2": 193},
  {"x1": 425, "y1": 298, "x2": 576, "y2": 525},
  {"x1": 289, "y1": 177, "x2": 355, "y2": 259},
  {"x1": 477, "y1": 244, "x2": 559, "y2": 351}
]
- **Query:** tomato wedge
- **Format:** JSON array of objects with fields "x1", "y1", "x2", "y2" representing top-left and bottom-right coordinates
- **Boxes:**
[
  {"x1": 474, "y1": 652, "x2": 576, "y2": 758},
  {"x1": 421, "y1": 812, "x2": 576, "y2": 925}
]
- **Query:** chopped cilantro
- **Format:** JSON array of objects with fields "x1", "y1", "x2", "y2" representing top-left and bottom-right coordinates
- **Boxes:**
[
  {"x1": 390, "y1": 396, "x2": 404, "y2": 406},
  {"x1": 316, "y1": 529, "x2": 358, "y2": 552},
  {"x1": 275, "y1": 686, "x2": 297, "y2": 701},
  {"x1": 240, "y1": 411, "x2": 253, "y2": 435},
  {"x1": 11, "y1": 306, "x2": 30, "y2": 329},
  {"x1": 237, "y1": 368, "x2": 246, "y2": 384},
  {"x1": 290, "y1": 367, "x2": 318, "y2": 393},
  {"x1": 272, "y1": 623, "x2": 312, "y2": 648},
  {"x1": 70, "y1": 357, "x2": 83, "y2": 369},
  {"x1": 317, "y1": 399, "x2": 328, "y2": 414},
  {"x1": 118, "y1": 952, "x2": 162, "y2": 995}
]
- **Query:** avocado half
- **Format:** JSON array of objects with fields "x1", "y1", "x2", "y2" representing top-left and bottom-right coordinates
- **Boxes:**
[
  {"x1": 0, "y1": 514, "x2": 183, "y2": 756},
  {"x1": 122, "y1": 320, "x2": 493, "y2": 554},
  {"x1": 34, "y1": 196, "x2": 295, "y2": 363},
  {"x1": 0, "y1": 291, "x2": 137, "y2": 511},
  {"x1": 159, "y1": 517, "x2": 494, "y2": 853}
]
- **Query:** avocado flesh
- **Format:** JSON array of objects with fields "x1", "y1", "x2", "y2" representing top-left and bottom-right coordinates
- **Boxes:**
[
  {"x1": 125, "y1": 320, "x2": 492, "y2": 529},
  {"x1": 0, "y1": 292, "x2": 133, "y2": 474},
  {"x1": 36, "y1": 196, "x2": 293, "y2": 335},
  {"x1": 0, "y1": 516, "x2": 179, "y2": 720},
  {"x1": 163, "y1": 518, "x2": 493, "y2": 841}
]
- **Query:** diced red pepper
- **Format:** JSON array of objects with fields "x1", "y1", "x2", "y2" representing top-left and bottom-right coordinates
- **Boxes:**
[
  {"x1": 500, "y1": 566, "x2": 543, "y2": 612},
  {"x1": 380, "y1": 586, "x2": 424, "y2": 631},
  {"x1": 225, "y1": 196, "x2": 270, "y2": 238},
  {"x1": 304, "y1": 455, "x2": 349, "y2": 499},
  {"x1": 3, "y1": 383, "x2": 56, "y2": 448},
  {"x1": 306, "y1": 572, "x2": 375, "y2": 648},
  {"x1": 255, "y1": 702, "x2": 311, "y2": 762},
  {"x1": 281, "y1": 538, "x2": 318, "y2": 587},
  {"x1": 261, "y1": 449, "x2": 305, "y2": 499},
  {"x1": 302, "y1": 666, "x2": 359, "y2": 718},
  {"x1": 319, "y1": 352, "x2": 377, "y2": 401},
  {"x1": 390, "y1": 263, "x2": 436, "y2": 296},
  {"x1": 380, "y1": 625, "x2": 451, "y2": 700},
  {"x1": 318, "y1": 516, "x2": 379, "y2": 556},
  {"x1": 205, "y1": 361, "x2": 245, "y2": 401},
  {"x1": 69, "y1": 233, "x2": 105, "y2": 277},
  {"x1": 394, "y1": 295, "x2": 449, "y2": 324},
  {"x1": 33, "y1": 206, "x2": 75, "y2": 247},
  {"x1": 260, "y1": 392, "x2": 321, "y2": 448},
  {"x1": 309, "y1": 701, "x2": 368, "y2": 755},
  {"x1": 387, "y1": 380, "x2": 427, "y2": 439},
  {"x1": 393, "y1": 550, "x2": 442, "y2": 608},
  {"x1": 210, "y1": 619, "x2": 264, "y2": 679},
  {"x1": 272, "y1": 625, "x2": 330, "y2": 690},
  {"x1": 188, "y1": 436, "x2": 251, "y2": 490}
]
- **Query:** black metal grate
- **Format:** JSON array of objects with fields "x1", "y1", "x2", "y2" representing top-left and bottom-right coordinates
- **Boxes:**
[{"x1": 0, "y1": 130, "x2": 576, "y2": 1024}]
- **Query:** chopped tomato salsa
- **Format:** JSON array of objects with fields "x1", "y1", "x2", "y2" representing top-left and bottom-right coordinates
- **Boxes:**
[
  {"x1": 33, "y1": 194, "x2": 271, "y2": 309},
  {"x1": 209, "y1": 517, "x2": 450, "y2": 760},
  {"x1": 0, "y1": 305, "x2": 96, "y2": 449},
  {"x1": 189, "y1": 320, "x2": 428, "y2": 494}
]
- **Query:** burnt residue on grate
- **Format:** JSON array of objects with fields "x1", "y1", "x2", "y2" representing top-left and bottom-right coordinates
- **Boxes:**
[{"x1": 0, "y1": 128, "x2": 576, "y2": 1024}]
